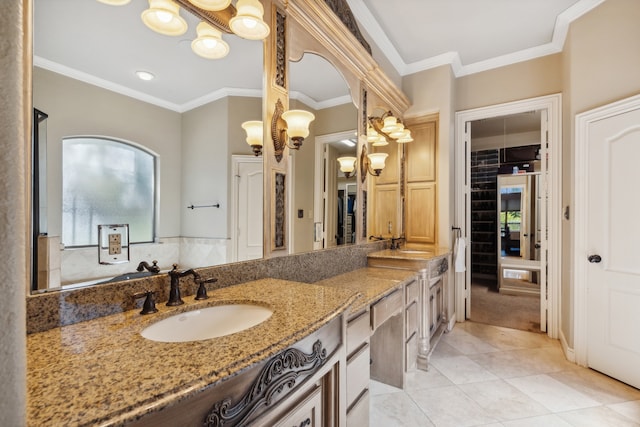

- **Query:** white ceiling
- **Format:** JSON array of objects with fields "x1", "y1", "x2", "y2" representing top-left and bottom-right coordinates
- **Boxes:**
[{"x1": 33, "y1": 0, "x2": 603, "y2": 113}]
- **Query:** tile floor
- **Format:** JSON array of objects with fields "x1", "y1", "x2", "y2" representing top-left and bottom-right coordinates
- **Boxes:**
[{"x1": 370, "y1": 322, "x2": 640, "y2": 426}]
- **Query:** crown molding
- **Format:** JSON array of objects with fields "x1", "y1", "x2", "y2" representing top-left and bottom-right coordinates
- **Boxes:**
[{"x1": 347, "y1": 0, "x2": 604, "y2": 78}]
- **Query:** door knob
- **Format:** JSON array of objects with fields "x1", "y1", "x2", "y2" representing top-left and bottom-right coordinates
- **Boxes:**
[{"x1": 588, "y1": 254, "x2": 602, "y2": 263}]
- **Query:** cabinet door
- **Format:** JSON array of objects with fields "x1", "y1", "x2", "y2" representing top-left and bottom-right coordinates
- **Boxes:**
[
  {"x1": 405, "y1": 182, "x2": 436, "y2": 243},
  {"x1": 372, "y1": 184, "x2": 399, "y2": 238},
  {"x1": 406, "y1": 120, "x2": 436, "y2": 182}
]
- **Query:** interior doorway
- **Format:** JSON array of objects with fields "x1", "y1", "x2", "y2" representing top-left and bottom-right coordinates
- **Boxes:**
[{"x1": 454, "y1": 94, "x2": 562, "y2": 339}]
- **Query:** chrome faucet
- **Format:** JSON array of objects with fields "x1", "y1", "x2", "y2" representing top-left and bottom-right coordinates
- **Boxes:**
[
  {"x1": 136, "y1": 260, "x2": 160, "y2": 274},
  {"x1": 390, "y1": 236, "x2": 405, "y2": 250},
  {"x1": 167, "y1": 264, "x2": 200, "y2": 306}
]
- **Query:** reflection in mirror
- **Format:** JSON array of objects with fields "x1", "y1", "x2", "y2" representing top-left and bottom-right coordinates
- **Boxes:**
[
  {"x1": 288, "y1": 53, "x2": 357, "y2": 254},
  {"x1": 32, "y1": 0, "x2": 263, "y2": 292},
  {"x1": 498, "y1": 173, "x2": 541, "y2": 293}
]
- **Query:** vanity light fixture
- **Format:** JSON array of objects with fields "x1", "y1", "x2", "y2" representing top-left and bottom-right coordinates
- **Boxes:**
[
  {"x1": 188, "y1": 0, "x2": 231, "y2": 11},
  {"x1": 141, "y1": 0, "x2": 188, "y2": 36},
  {"x1": 368, "y1": 110, "x2": 413, "y2": 144},
  {"x1": 191, "y1": 22, "x2": 230, "y2": 59},
  {"x1": 337, "y1": 145, "x2": 387, "y2": 182},
  {"x1": 241, "y1": 120, "x2": 263, "y2": 156},
  {"x1": 271, "y1": 99, "x2": 315, "y2": 161},
  {"x1": 229, "y1": 0, "x2": 270, "y2": 40}
]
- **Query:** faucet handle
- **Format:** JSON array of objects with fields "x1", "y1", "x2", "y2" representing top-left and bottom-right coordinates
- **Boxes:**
[
  {"x1": 195, "y1": 277, "x2": 218, "y2": 300},
  {"x1": 132, "y1": 290, "x2": 158, "y2": 315}
]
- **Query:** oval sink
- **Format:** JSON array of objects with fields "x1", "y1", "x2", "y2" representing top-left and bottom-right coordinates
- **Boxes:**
[{"x1": 141, "y1": 304, "x2": 273, "y2": 343}]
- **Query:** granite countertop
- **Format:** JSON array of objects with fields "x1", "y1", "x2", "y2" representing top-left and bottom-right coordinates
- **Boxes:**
[
  {"x1": 367, "y1": 246, "x2": 451, "y2": 261},
  {"x1": 27, "y1": 279, "x2": 359, "y2": 427},
  {"x1": 315, "y1": 267, "x2": 416, "y2": 314}
]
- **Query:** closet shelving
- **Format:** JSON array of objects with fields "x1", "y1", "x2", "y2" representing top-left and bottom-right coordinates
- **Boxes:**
[{"x1": 470, "y1": 150, "x2": 499, "y2": 280}]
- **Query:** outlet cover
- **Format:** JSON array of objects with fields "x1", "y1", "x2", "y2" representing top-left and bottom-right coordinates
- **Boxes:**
[{"x1": 98, "y1": 224, "x2": 130, "y2": 265}]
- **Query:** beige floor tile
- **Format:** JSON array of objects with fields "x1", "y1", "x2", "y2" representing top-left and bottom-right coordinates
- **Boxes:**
[
  {"x1": 404, "y1": 366, "x2": 454, "y2": 392},
  {"x1": 608, "y1": 400, "x2": 640, "y2": 423},
  {"x1": 429, "y1": 354, "x2": 499, "y2": 384},
  {"x1": 408, "y1": 385, "x2": 499, "y2": 427},
  {"x1": 369, "y1": 379, "x2": 402, "y2": 396},
  {"x1": 440, "y1": 328, "x2": 501, "y2": 355},
  {"x1": 369, "y1": 392, "x2": 434, "y2": 427},
  {"x1": 502, "y1": 414, "x2": 573, "y2": 426},
  {"x1": 458, "y1": 379, "x2": 550, "y2": 421},
  {"x1": 549, "y1": 368, "x2": 640, "y2": 404},
  {"x1": 506, "y1": 374, "x2": 601, "y2": 412},
  {"x1": 557, "y1": 405, "x2": 640, "y2": 426},
  {"x1": 469, "y1": 346, "x2": 576, "y2": 379}
]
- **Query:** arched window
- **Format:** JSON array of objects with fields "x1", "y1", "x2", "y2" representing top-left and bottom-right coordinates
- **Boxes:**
[{"x1": 62, "y1": 137, "x2": 156, "y2": 247}]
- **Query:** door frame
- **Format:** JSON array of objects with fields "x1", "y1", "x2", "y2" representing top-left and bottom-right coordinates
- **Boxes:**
[
  {"x1": 230, "y1": 154, "x2": 263, "y2": 262},
  {"x1": 313, "y1": 130, "x2": 357, "y2": 250},
  {"x1": 454, "y1": 93, "x2": 562, "y2": 339},
  {"x1": 573, "y1": 93, "x2": 640, "y2": 366}
]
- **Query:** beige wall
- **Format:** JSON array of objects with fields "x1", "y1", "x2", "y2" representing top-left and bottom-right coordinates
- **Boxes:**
[
  {"x1": 289, "y1": 101, "x2": 358, "y2": 253},
  {"x1": 455, "y1": 54, "x2": 563, "y2": 111},
  {"x1": 33, "y1": 67, "x2": 183, "y2": 238},
  {"x1": 560, "y1": 0, "x2": 640, "y2": 347}
]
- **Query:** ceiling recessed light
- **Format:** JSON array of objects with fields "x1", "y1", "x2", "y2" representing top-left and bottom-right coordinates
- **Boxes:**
[
  {"x1": 340, "y1": 139, "x2": 356, "y2": 147},
  {"x1": 136, "y1": 70, "x2": 155, "y2": 81}
]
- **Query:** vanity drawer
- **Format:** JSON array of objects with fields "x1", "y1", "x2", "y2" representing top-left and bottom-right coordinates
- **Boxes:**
[
  {"x1": 346, "y1": 342, "x2": 370, "y2": 407},
  {"x1": 405, "y1": 301, "x2": 418, "y2": 338},
  {"x1": 405, "y1": 279, "x2": 418, "y2": 304},
  {"x1": 346, "y1": 389, "x2": 370, "y2": 427},
  {"x1": 347, "y1": 310, "x2": 370, "y2": 356},
  {"x1": 271, "y1": 383, "x2": 322, "y2": 427},
  {"x1": 371, "y1": 288, "x2": 402, "y2": 331}
]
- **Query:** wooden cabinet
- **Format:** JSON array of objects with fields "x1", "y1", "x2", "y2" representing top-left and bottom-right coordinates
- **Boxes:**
[
  {"x1": 270, "y1": 383, "x2": 323, "y2": 427},
  {"x1": 404, "y1": 114, "x2": 438, "y2": 244},
  {"x1": 370, "y1": 141, "x2": 401, "y2": 238}
]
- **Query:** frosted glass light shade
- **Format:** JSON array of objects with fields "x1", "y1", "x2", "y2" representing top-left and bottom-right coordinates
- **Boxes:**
[
  {"x1": 97, "y1": 0, "x2": 131, "y2": 5},
  {"x1": 368, "y1": 152, "x2": 388, "y2": 172},
  {"x1": 192, "y1": 22, "x2": 229, "y2": 59},
  {"x1": 229, "y1": 0, "x2": 270, "y2": 40},
  {"x1": 141, "y1": 0, "x2": 187, "y2": 36},
  {"x1": 242, "y1": 120, "x2": 263, "y2": 147},
  {"x1": 189, "y1": 0, "x2": 231, "y2": 11},
  {"x1": 367, "y1": 126, "x2": 380, "y2": 143},
  {"x1": 372, "y1": 134, "x2": 388, "y2": 146},
  {"x1": 397, "y1": 129, "x2": 413, "y2": 143},
  {"x1": 282, "y1": 109, "x2": 315, "y2": 139},
  {"x1": 337, "y1": 156, "x2": 357, "y2": 175},
  {"x1": 381, "y1": 115, "x2": 401, "y2": 133}
]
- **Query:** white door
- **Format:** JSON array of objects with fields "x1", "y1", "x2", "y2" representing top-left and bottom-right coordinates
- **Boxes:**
[
  {"x1": 233, "y1": 156, "x2": 263, "y2": 261},
  {"x1": 324, "y1": 144, "x2": 339, "y2": 248},
  {"x1": 585, "y1": 106, "x2": 640, "y2": 388}
]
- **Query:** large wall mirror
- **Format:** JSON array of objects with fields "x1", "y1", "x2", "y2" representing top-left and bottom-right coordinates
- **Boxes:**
[
  {"x1": 32, "y1": 0, "x2": 265, "y2": 291},
  {"x1": 289, "y1": 52, "x2": 357, "y2": 254},
  {"x1": 31, "y1": 0, "x2": 368, "y2": 292}
]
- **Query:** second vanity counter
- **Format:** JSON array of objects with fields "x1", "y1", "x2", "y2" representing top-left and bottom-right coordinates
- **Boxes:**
[{"x1": 27, "y1": 279, "x2": 359, "y2": 427}]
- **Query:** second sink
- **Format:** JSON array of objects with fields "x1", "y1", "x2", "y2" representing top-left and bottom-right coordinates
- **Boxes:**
[{"x1": 141, "y1": 304, "x2": 273, "y2": 343}]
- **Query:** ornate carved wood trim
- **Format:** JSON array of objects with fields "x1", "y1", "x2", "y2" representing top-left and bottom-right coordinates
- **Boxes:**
[
  {"x1": 275, "y1": 9, "x2": 287, "y2": 89},
  {"x1": 174, "y1": 0, "x2": 234, "y2": 33},
  {"x1": 203, "y1": 340, "x2": 327, "y2": 427},
  {"x1": 274, "y1": 171, "x2": 286, "y2": 249},
  {"x1": 323, "y1": 0, "x2": 371, "y2": 54}
]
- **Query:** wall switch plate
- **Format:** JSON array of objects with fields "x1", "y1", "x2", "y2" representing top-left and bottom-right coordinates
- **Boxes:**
[{"x1": 98, "y1": 224, "x2": 130, "y2": 265}]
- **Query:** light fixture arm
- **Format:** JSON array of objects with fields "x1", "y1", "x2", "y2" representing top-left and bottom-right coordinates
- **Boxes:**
[
  {"x1": 175, "y1": 0, "x2": 235, "y2": 34},
  {"x1": 368, "y1": 111, "x2": 395, "y2": 141},
  {"x1": 271, "y1": 99, "x2": 315, "y2": 162}
]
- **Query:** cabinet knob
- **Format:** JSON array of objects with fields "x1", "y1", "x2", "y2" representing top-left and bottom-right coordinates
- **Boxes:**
[{"x1": 588, "y1": 254, "x2": 602, "y2": 263}]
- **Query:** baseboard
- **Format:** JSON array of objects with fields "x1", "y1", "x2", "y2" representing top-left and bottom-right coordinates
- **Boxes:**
[{"x1": 559, "y1": 329, "x2": 576, "y2": 363}]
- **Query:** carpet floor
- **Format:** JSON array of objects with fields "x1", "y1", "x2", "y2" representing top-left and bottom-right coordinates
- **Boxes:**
[{"x1": 469, "y1": 280, "x2": 541, "y2": 333}]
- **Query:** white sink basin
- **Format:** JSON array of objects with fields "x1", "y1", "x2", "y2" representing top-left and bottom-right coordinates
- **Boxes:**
[{"x1": 141, "y1": 304, "x2": 273, "y2": 343}]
